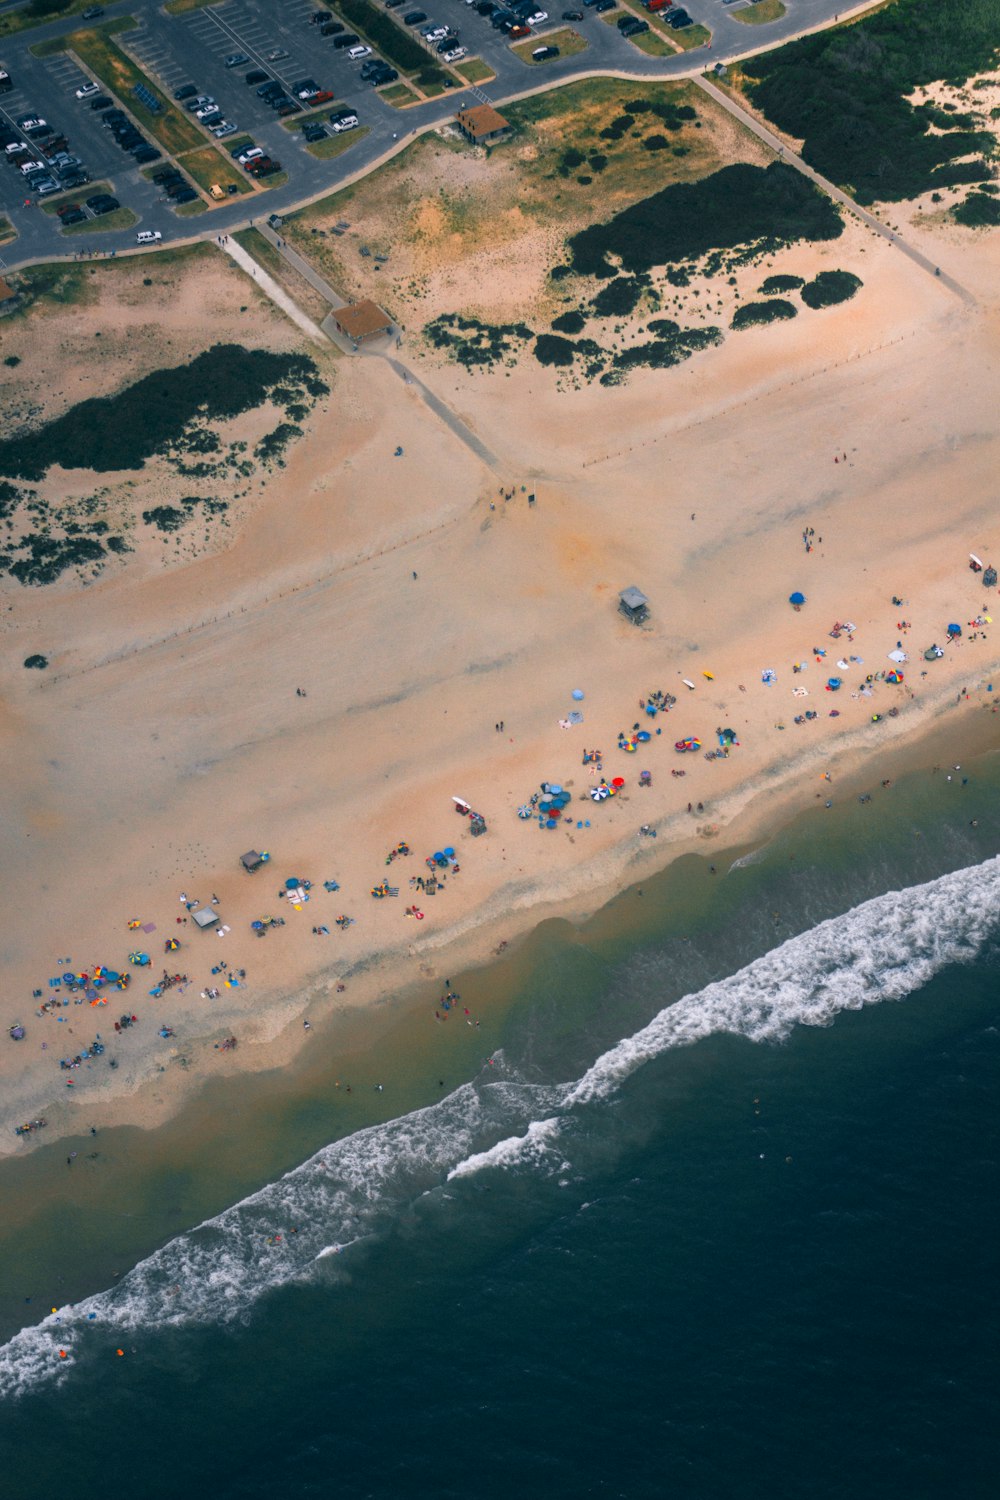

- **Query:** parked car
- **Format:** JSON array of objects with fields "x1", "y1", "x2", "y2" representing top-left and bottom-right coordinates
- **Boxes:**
[
  {"x1": 89, "y1": 196, "x2": 120, "y2": 214},
  {"x1": 593, "y1": 0, "x2": 615, "y2": 10},
  {"x1": 224, "y1": 53, "x2": 249, "y2": 68},
  {"x1": 59, "y1": 171, "x2": 90, "y2": 188},
  {"x1": 89, "y1": 94, "x2": 113, "y2": 110},
  {"x1": 237, "y1": 147, "x2": 265, "y2": 163},
  {"x1": 320, "y1": 20, "x2": 345, "y2": 34},
  {"x1": 174, "y1": 84, "x2": 197, "y2": 100},
  {"x1": 136, "y1": 229, "x2": 162, "y2": 244},
  {"x1": 310, "y1": 8, "x2": 333, "y2": 20},
  {"x1": 172, "y1": 187, "x2": 198, "y2": 204},
  {"x1": 212, "y1": 122, "x2": 238, "y2": 138},
  {"x1": 57, "y1": 201, "x2": 82, "y2": 216},
  {"x1": 532, "y1": 43, "x2": 559, "y2": 57},
  {"x1": 510, "y1": 23, "x2": 531, "y2": 35},
  {"x1": 562, "y1": 9, "x2": 584, "y2": 17},
  {"x1": 309, "y1": 89, "x2": 336, "y2": 104},
  {"x1": 133, "y1": 144, "x2": 161, "y2": 162},
  {"x1": 403, "y1": 10, "x2": 427, "y2": 22},
  {"x1": 302, "y1": 124, "x2": 328, "y2": 142},
  {"x1": 60, "y1": 208, "x2": 87, "y2": 225},
  {"x1": 526, "y1": 8, "x2": 548, "y2": 20},
  {"x1": 185, "y1": 95, "x2": 214, "y2": 111},
  {"x1": 330, "y1": 114, "x2": 359, "y2": 132},
  {"x1": 276, "y1": 101, "x2": 302, "y2": 117},
  {"x1": 441, "y1": 46, "x2": 466, "y2": 60},
  {"x1": 332, "y1": 32, "x2": 361, "y2": 47},
  {"x1": 245, "y1": 70, "x2": 269, "y2": 85},
  {"x1": 75, "y1": 81, "x2": 99, "y2": 99},
  {"x1": 294, "y1": 78, "x2": 321, "y2": 97},
  {"x1": 348, "y1": 44, "x2": 373, "y2": 59}
]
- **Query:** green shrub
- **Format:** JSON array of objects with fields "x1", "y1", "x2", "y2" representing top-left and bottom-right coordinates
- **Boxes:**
[
  {"x1": 552, "y1": 310, "x2": 586, "y2": 334},
  {"x1": 643, "y1": 135, "x2": 670, "y2": 152},
  {"x1": 4, "y1": 355, "x2": 21, "y2": 368},
  {"x1": 741, "y1": 0, "x2": 1000, "y2": 204},
  {"x1": 590, "y1": 277, "x2": 645, "y2": 318},
  {"x1": 23, "y1": 654, "x2": 48, "y2": 669},
  {"x1": 731, "y1": 299, "x2": 798, "y2": 330},
  {"x1": 759, "y1": 273, "x2": 804, "y2": 293},
  {"x1": 952, "y1": 192, "x2": 1000, "y2": 226},
  {"x1": 534, "y1": 334, "x2": 577, "y2": 367},
  {"x1": 142, "y1": 506, "x2": 186, "y2": 532},
  {"x1": 0, "y1": 345, "x2": 321, "y2": 481},
  {"x1": 568, "y1": 163, "x2": 842, "y2": 277},
  {"x1": 800, "y1": 270, "x2": 862, "y2": 308}
]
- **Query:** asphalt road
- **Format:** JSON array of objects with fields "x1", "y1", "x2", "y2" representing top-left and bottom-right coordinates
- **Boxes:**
[{"x1": 0, "y1": 0, "x2": 866, "y2": 269}]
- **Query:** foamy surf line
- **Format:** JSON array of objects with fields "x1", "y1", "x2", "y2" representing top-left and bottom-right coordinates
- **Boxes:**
[{"x1": 2, "y1": 855, "x2": 998, "y2": 1399}]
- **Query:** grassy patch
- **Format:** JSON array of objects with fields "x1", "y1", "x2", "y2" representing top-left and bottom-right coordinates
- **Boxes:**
[
  {"x1": 380, "y1": 81, "x2": 422, "y2": 106},
  {"x1": 628, "y1": 29, "x2": 676, "y2": 57},
  {"x1": 177, "y1": 146, "x2": 251, "y2": 197},
  {"x1": 741, "y1": 0, "x2": 1000, "y2": 203},
  {"x1": 67, "y1": 26, "x2": 205, "y2": 156},
  {"x1": 512, "y1": 28, "x2": 587, "y2": 64},
  {"x1": 41, "y1": 180, "x2": 112, "y2": 213},
  {"x1": 455, "y1": 59, "x2": 495, "y2": 85},
  {"x1": 672, "y1": 22, "x2": 711, "y2": 48},
  {"x1": 732, "y1": 0, "x2": 786, "y2": 22},
  {"x1": 175, "y1": 198, "x2": 209, "y2": 216},
  {"x1": 335, "y1": 0, "x2": 452, "y2": 86},
  {"x1": 425, "y1": 312, "x2": 534, "y2": 369},
  {"x1": 61, "y1": 205, "x2": 137, "y2": 235},
  {"x1": 568, "y1": 161, "x2": 842, "y2": 276},
  {"x1": 306, "y1": 126, "x2": 370, "y2": 160},
  {"x1": 0, "y1": 215, "x2": 14, "y2": 243},
  {"x1": 0, "y1": 344, "x2": 327, "y2": 480}
]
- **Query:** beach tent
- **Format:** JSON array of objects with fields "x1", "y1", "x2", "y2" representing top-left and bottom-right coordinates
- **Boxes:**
[
  {"x1": 240, "y1": 850, "x2": 267, "y2": 874},
  {"x1": 618, "y1": 587, "x2": 649, "y2": 625},
  {"x1": 191, "y1": 906, "x2": 219, "y2": 930},
  {"x1": 984, "y1": 566, "x2": 997, "y2": 588},
  {"x1": 924, "y1": 645, "x2": 944, "y2": 660},
  {"x1": 888, "y1": 649, "x2": 907, "y2": 664},
  {"x1": 826, "y1": 678, "x2": 842, "y2": 691},
  {"x1": 947, "y1": 623, "x2": 962, "y2": 637}
]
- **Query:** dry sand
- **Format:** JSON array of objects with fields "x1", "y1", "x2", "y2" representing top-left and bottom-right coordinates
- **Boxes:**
[{"x1": 1, "y1": 132, "x2": 998, "y2": 1154}]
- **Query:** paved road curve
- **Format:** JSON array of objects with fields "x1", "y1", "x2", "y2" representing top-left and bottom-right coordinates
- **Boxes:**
[{"x1": 0, "y1": 0, "x2": 884, "y2": 270}]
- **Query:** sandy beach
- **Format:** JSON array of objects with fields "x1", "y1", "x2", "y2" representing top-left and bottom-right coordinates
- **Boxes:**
[{"x1": 1, "y1": 109, "x2": 999, "y2": 1155}]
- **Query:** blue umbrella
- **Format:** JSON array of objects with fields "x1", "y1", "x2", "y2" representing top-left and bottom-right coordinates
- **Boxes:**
[
  {"x1": 947, "y1": 623, "x2": 962, "y2": 636},
  {"x1": 571, "y1": 690, "x2": 584, "y2": 701},
  {"x1": 789, "y1": 591, "x2": 806, "y2": 606}
]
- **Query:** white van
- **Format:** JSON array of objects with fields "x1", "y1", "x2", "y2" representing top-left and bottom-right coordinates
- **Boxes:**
[{"x1": 136, "y1": 229, "x2": 162, "y2": 244}]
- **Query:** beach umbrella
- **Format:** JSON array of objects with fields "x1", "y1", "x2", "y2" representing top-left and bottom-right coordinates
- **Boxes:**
[
  {"x1": 947, "y1": 623, "x2": 962, "y2": 637},
  {"x1": 549, "y1": 785, "x2": 563, "y2": 796},
  {"x1": 826, "y1": 677, "x2": 842, "y2": 691},
  {"x1": 623, "y1": 740, "x2": 637, "y2": 753},
  {"x1": 789, "y1": 591, "x2": 806, "y2": 606},
  {"x1": 546, "y1": 819, "x2": 557, "y2": 829},
  {"x1": 571, "y1": 690, "x2": 584, "y2": 701},
  {"x1": 443, "y1": 847, "x2": 455, "y2": 858},
  {"x1": 611, "y1": 777, "x2": 625, "y2": 789},
  {"x1": 517, "y1": 805, "x2": 532, "y2": 819},
  {"x1": 636, "y1": 730, "x2": 651, "y2": 742}
]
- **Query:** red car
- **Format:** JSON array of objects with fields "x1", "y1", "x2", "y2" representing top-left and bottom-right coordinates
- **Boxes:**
[{"x1": 308, "y1": 89, "x2": 335, "y2": 104}]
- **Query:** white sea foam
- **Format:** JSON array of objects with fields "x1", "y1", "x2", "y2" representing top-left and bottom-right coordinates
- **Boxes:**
[{"x1": 2, "y1": 855, "x2": 997, "y2": 1400}]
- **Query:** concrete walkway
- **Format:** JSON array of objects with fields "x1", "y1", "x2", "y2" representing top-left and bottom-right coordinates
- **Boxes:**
[
  {"x1": 694, "y1": 77, "x2": 977, "y2": 308},
  {"x1": 220, "y1": 237, "x2": 329, "y2": 346}
]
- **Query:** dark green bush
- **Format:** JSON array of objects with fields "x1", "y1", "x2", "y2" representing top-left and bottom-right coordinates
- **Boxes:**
[
  {"x1": 760, "y1": 273, "x2": 804, "y2": 293},
  {"x1": 0, "y1": 345, "x2": 320, "y2": 481},
  {"x1": 568, "y1": 163, "x2": 842, "y2": 277},
  {"x1": 591, "y1": 277, "x2": 646, "y2": 318},
  {"x1": 552, "y1": 310, "x2": 586, "y2": 334},
  {"x1": 23, "y1": 654, "x2": 48, "y2": 670},
  {"x1": 534, "y1": 334, "x2": 578, "y2": 367},
  {"x1": 643, "y1": 135, "x2": 670, "y2": 152},
  {"x1": 731, "y1": 299, "x2": 798, "y2": 330},
  {"x1": 952, "y1": 192, "x2": 1000, "y2": 226},
  {"x1": 741, "y1": 0, "x2": 1000, "y2": 203},
  {"x1": 800, "y1": 270, "x2": 862, "y2": 308},
  {"x1": 142, "y1": 506, "x2": 186, "y2": 532}
]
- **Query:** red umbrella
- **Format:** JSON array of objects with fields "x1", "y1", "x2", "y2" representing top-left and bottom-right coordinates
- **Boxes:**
[{"x1": 611, "y1": 777, "x2": 625, "y2": 789}]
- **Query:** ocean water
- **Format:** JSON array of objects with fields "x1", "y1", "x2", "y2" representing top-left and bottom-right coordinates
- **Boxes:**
[{"x1": 1, "y1": 766, "x2": 998, "y2": 1498}]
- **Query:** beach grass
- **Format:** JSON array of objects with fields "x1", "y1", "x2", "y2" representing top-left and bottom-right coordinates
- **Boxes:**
[
  {"x1": 177, "y1": 146, "x2": 252, "y2": 197},
  {"x1": 511, "y1": 28, "x2": 587, "y2": 63},
  {"x1": 60, "y1": 205, "x2": 137, "y2": 234},
  {"x1": 732, "y1": 0, "x2": 787, "y2": 20}
]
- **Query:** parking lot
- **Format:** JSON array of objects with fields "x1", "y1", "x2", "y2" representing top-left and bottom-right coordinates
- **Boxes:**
[{"x1": 0, "y1": 0, "x2": 832, "y2": 263}]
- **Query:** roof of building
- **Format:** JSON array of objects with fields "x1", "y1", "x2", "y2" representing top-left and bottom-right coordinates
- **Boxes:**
[
  {"x1": 619, "y1": 586, "x2": 649, "y2": 609},
  {"x1": 335, "y1": 299, "x2": 392, "y2": 340},
  {"x1": 455, "y1": 103, "x2": 510, "y2": 139},
  {"x1": 0, "y1": 277, "x2": 17, "y2": 302}
]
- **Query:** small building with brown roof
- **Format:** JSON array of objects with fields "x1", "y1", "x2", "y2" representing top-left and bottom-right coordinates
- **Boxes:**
[
  {"x1": 454, "y1": 103, "x2": 510, "y2": 145},
  {"x1": 332, "y1": 299, "x2": 393, "y2": 344}
]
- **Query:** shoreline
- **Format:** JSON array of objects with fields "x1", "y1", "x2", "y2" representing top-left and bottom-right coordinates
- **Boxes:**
[{"x1": 3, "y1": 666, "x2": 997, "y2": 1159}]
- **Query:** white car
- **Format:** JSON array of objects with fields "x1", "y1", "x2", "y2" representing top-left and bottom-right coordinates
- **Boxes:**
[
  {"x1": 442, "y1": 45, "x2": 467, "y2": 59},
  {"x1": 20, "y1": 160, "x2": 46, "y2": 174},
  {"x1": 331, "y1": 116, "x2": 359, "y2": 132},
  {"x1": 75, "y1": 81, "x2": 99, "y2": 99},
  {"x1": 526, "y1": 9, "x2": 548, "y2": 22},
  {"x1": 423, "y1": 24, "x2": 447, "y2": 38},
  {"x1": 136, "y1": 229, "x2": 162, "y2": 244},
  {"x1": 237, "y1": 147, "x2": 265, "y2": 164},
  {"x1": 267, "y1": 48, "x2": 290, "y2": 61},
  {"x1": 347, "y1": 44, "x2": 372, "y2": 58},
  {"x1": 212, "y1": 121, "x2": 237, "y2": 137}
]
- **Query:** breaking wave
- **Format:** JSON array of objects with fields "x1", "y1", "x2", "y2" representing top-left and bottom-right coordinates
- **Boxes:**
[{"x1": 2, "y1": 854, "x2": 997, "y2": 1400}]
